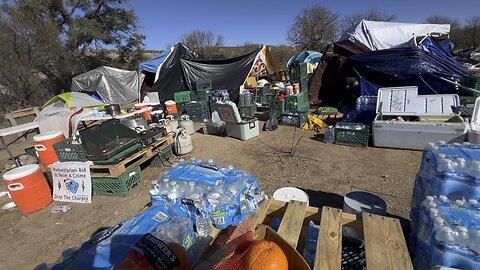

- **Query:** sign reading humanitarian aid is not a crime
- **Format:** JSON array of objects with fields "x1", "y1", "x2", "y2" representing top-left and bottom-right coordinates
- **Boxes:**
[{"x1": 51, "y1": 162, "x2": 92, "y2": 203}]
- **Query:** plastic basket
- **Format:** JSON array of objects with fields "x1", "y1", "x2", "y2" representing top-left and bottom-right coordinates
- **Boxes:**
[
  {"x1": 285, "y1": 91, "x2": 309, "y2": 111},
  {"x1": 460, "y1": 96, "x2": 477, "y2": 117},
  {"x1": 239, "y1": 104, "x2": 257, "y2": 117},
  {"x1": 53, "y1": 137, "x2": 88, "y2": 162},
  {"x1": 300, "y1": 77, "x2": 308, "y2": 92},
  {"x1": 334, "y1": 122, "x2": 369, "y2": 147},
  {"x1": 190, "y1": 91, "x2": 212, "y2": 102},
  {"x1": 269, "y1": 99, "x2": 285, "y2": 112},
  {"x1": 192, "y1": 79, "x2": 212, "y2": 91},
  {"x1": 92, "y1": 166, "x2": 142, "y2": 197},
  {"x1": 150, "y1": 145, "x2": 173, "y2": 167},
  {"x1": 174, "y1": 91, "x2": 191, "y2": 103},
  {"x1": 289, "y1": 62, "x2": 307, "y2": 83},
  {"x1": 186, "y1": 101, "x2": 208, "y2": 114},
  {"x1": 279, "y1": 112, "x2": 308, "y2": 128}
]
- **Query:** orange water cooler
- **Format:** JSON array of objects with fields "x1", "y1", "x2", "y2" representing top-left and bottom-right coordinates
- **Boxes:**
[{"x1": 33, "y1": 131, "x2": 64, "y2": 172}]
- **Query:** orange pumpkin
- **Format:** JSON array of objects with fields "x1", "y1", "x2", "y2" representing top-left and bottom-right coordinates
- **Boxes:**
[{"x1": 243, "y1": 240, "x2": 288, "y2": 270}]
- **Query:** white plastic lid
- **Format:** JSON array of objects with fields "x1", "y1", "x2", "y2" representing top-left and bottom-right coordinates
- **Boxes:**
[
  {"x1": 2, "y1": 164, "x2": 40, "y2": 180},
  {"x1": 33, "y1": 131, "x2": 63, "y2": 142},
  {"x1": 273, "y1": 187, "x2": 309, "y2": 205},
  {"x1": 343, "y1": 191, "x2": 387, "y2": 216},
  {"x1": 164, "y1": 100, "x2": 176, "y2": 105}
]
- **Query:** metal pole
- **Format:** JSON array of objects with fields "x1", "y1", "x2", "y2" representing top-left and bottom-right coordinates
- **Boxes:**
[{"x1": 0, "y1": 136, "x2": 19, "y2": 167}]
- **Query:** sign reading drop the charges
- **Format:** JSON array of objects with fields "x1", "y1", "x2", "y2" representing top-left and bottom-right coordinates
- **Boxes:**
[{"x1": 51, "y1": 162, "x2": 92, "y2": 203}]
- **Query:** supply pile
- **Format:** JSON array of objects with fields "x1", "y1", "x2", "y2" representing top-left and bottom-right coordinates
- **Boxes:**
[{"x1": 410, "y1": 141, "x2": 480, "y2": 269}]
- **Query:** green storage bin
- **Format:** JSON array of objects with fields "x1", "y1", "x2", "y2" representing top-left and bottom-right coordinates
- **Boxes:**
[
  {"x1": 191, "y1": 90, "x2": 212, "y2": 102},
  {"x1": 279, "y1": 112, "x2": 308, "y2": 128},
  {"x1": 174, "y1": 91, "x2": 191, "y2": 103},
  {"x1": 463, "y1": 76, "x2": 480, "y2": 92},
  {"x1": 53, "y1": 137, "x2": 88, "y2": 162},
  {"x1": 92, "y1": 166, "x2": 142, "y2": 197},
  {"x1": 151, "y1": 145, "x2": 173, "y2": 167},
  {"x1": 334, "y1": 122, "x2": 369, "y2": 147},
  {"x1": 192, "y1": 79, "x2": 212, "y2": 91},
  {"x1": 285, "y1": 91, "x2": 309, "y2": 111},
  {"x1": 269, "y1": 99, "x2": 285, "y2": 112}
]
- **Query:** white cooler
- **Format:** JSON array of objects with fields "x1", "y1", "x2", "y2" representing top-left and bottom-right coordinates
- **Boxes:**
[
  {"x1": 373, "y1": 86, "x2": 468, "y2": 150},
  {"x1": 217, "y1": 101, "x2": 259, "y2": 141},
  {"x1": 468, "y1": 97, "x2": 480, "y2": 144}
]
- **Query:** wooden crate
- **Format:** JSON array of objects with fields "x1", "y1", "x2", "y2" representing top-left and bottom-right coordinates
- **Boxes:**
[
  {"x1": 89, "y1": 134, "x2": 173, "y2": 177},
  {"x1": 194, "y1": 199, "x2": 413, "y2": 270}
]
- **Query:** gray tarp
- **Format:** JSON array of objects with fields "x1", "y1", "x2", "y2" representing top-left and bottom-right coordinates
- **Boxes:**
[{"x1": 71, "y1": 66, "x2": 144, "y2": 105}]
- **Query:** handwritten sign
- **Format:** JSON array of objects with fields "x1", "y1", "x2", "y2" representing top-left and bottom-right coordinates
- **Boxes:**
[{"x1": 51, "y1": 162, "x2": 92, "y2": 203}]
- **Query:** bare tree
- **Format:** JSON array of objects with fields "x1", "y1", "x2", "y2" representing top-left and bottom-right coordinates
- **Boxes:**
[
  {"x1": 180, "y1": 30, "x2": 225, "y2": 55},
  {"x1": 287, "y1": 5, "x2": 339, "y2": 51},
  {"x1": 425, "y1": 15, "x2": 463, "y2": 49},
  {"x1": 464, "y1": 16, "x2": 480, "y2": 49},
  {"x1": 342, "y1": 8, "x2": 396, "y2": 32}
]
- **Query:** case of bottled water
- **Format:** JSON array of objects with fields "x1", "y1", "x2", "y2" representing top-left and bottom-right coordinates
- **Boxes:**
[{"x1": 149, "y1": 158, "x2": 267, "y2": 230}]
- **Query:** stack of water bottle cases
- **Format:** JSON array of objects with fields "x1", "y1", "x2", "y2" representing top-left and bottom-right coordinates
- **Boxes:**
[
  {"x1": 149, "y1": 158, "x2": 267, "y2": 256},
  {"x1": 411, "y1": 141, "x2": 480, "y2": 269}
]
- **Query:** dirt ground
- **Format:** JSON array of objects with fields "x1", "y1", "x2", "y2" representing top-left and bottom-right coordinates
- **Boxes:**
[{"x1": 0, "y1": 121, "x2": 422, "y2": 269}]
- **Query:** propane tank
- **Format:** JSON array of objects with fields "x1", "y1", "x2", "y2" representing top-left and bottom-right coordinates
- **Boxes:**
[
  {"x1": 173, "y1": 128, "x2": 193, "y2": 155},
  {"x1": 178, "y1": 115, "x2": 195, "y2": 135},
  {"x1": 165, "y1": 115, "x2": 178, "y2": 133}
]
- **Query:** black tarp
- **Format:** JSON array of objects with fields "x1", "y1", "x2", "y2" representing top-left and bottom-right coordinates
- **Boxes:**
[
  {"x1": 150, "y1": 43, "x2": 197, "y2": 102},
  {"x1": 181, "y1": 50, "x2": 259, "y2": 101}
]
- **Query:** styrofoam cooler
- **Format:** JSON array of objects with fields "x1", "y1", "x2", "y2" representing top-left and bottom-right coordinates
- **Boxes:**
[
  {"x1": 468, "y1": 97, "x2": 480, "y2": 144},
  {"x1": 217, "y1": 101, "x2": 259, "y2": 141},
  {"x1": 373, "y1": 87, "x2": 468, "y2": 150}
]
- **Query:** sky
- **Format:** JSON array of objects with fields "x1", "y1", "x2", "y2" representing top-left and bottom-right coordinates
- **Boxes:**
[{"x1": 127, "y1": 0, "x2": 480, "y2": 50}]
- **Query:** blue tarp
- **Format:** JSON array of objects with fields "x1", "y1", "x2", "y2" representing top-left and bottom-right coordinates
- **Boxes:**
[
  {"x1": 418, "y1": 37, "x2": 457, "y2": 66},
  {"x1": 286, "y1": 51, "x2": 322, "y2": 68},
  {"x1": 360, "y1": 78, "x2": 381, "y2": 96},
  {"x1": 139, "y1": 50, "x2": 170, "y2": 73}
]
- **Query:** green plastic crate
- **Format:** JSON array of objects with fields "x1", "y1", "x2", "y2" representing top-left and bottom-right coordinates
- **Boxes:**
[
  {"x1": 334, "y1": 122, "x2": 369, "y2": 147},
  {"x1": 298, "y1": 101, "x2": 311, "y2": 112},
  {"x1": 285, "y1": 91, "x2": 309, "y2": 111},
  {"x1": 279, "y1": 112, "x2": 308, "y2": 128},
  {"x1": 289, "y1": 63, "x2": 307, "y2": 83},
  {"x1": 269, "y1": 99, "x2": 285, "y2": 112},
  {"x1": 300, "y1": 77, "x2": 308, "y2": 92},
  {"x1": 192, "y1": 79, "x2": 212, "y2": 91},
  {"x1": 463, "y1": 76, "x2": 480, "y2": 91},
  {"x1": 92, "y1": 166, "x2": 142, "y2": 197},
  {"x1": 239, "y1": 104, "x2": 257, "y2": 117},
  {"x1": 460, "y1": 96, "x2": 477, "y2": 117},
  {"x1": 174, "y1": 91, "x2": 191, "y2": 103},
  {"x1": 190, "y1": 90, "x2": 212, "y2": 102},
  {"x1": 53, "y1": 137, "x2": 88, "y2": 162},
  {"x1": 151, "y1": 145, "x2": 173, "y2": 167}
]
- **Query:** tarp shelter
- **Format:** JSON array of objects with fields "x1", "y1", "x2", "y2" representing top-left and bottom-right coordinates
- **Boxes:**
[
  {"x1": 139, "y1": 50, "x2": 170, "y2": 73},
  {"x1": 339, "y1": 20, "x2": 450, "y2": 51},
  {"x1": 71, "y1": 66, "x2": 144, "y2": 105},
  {"x1": 286, "y1": 51, "x2": 322, "y2": 74}
]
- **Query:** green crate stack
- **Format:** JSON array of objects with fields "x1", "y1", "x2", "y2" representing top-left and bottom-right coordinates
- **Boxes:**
[
  {"x1": 298, "y1": 101, "x2": 311, "y2": 112},
  {"x1": 463, "y1": 76, "x2": 480, "y2": 92},
  {"x1": 151, "y1": 145, "x2": 173, "y2": 167},
  {"x1": 174, "y1": 91, "x2": 191, "y2": 103},
  {"x1": 176, "y1": 101, "x2": 188, "y2": 114},
  {"x1": 269, "y1": 99, "x2": 285, "y2": 112},
  {"x1": 185, "y1": 101, "x2": 209, "y2": 122},
  {"x1": 459, "y1": 96, "x2": 477, "y2": 117},
  {"x1": 190, "y1": 90, "x2": 212, "y2": 102},
  {"x1": 300, "y1": 77, "x2": 309, "y2": 92},
  {"x1": 192, "y1": 79, "x2": 212, "y2": 92},
  {"x1": 289, "y1": 63, "x2": 307, "y2": 84},
  {"x1": 92, "y1": 166, "x2": 142, "y2": 197},
  {"x1": 239, "y1": 104, "x2": 257, "y2": 117},
  {"x1": 334, "y1": 122, "x2": 369, "y2": 147},
  {"x1": 53, "y1": 137, "x2": 88, "y2": 162},
  {"x1": 285, "y1": 91, "x2": 309, "y2": 111},
  {"x1": 279, "y1": 112, "x2": 308, "y2": 128}
]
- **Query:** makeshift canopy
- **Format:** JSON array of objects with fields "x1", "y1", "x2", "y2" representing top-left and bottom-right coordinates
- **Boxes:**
[
  {"x1": 139, "y1": 50, "x2": 170, "y2": 73},
  {"x1": 71, "y1": 66, "x2": 144, "y2": 105},
  {"x1": 339, "y1": 20, "x2": 450, "y2": 51}
]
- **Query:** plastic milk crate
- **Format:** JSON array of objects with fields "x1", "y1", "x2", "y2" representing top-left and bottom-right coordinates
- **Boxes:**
[
  {"x1": 239, "y1": 104, "x2": 257, "y2": 117},
  {"x1": 174, "y1": 91, "x2": 191, "y2": 103},
  {"x1": 285, "y1": 91, "x2": 308, "y2": 111},
  {"x1": 53, "y1": 137, "x2": 88, "y2": 162},
  {"x1": 269, "y1": 99, "x2": 285, "y2": 112},
  {"x1": 92, "y1": 166, "x2": 142, "y2": 197},
  {"x1": 334, "y1": 122, "x2": 369, "y2": 147},
  {"x1": 192, "y1": 79, "x2": 212, "y2": 92},
  {"x1": 190, "y1": 90, "x2": 212, "y2": 102},
  {"x1": 150, "y1": 145, "x2": 173, "y2": 167},
  {"x1": 279, "y1": 112, "x2": 308, "y2": 128}
]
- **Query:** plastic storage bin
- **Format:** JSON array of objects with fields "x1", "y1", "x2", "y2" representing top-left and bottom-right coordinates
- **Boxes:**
[
  {"x1": 174, "y1": 91, "x2": 191, "y2": 103},
  {"x1": 225, "y1": 117, "x2": 259, "y2": 141},
  {"x1": 92, "y1": 166, "x2": 142, "y2": 197},
  {"x1": 373, "y1": 86, "x2": 467, "y2": 150}
]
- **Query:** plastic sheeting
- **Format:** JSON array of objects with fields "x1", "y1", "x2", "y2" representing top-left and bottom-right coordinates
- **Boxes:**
[
  {"x1": 418, "y1": 37, "x2": 458, "y2": 65},
  {"x1": 340, "y1": 20, "x2": 450, "y2": 51},
  {"x1": 71, "y1": 66, "x2": 144, "y2": 105},
  {"x1": 360, "y1": 78, "x2": 381, "y2": 96},
  {"x1": 139, "y1": 50, "x2": 170, "y2": 73},
  {"x1": 181, "y1": 51, "x2": 258, "y2": 101},
  {"x1": 287, "y1": 51, "x2": 322, "y2": 68}
]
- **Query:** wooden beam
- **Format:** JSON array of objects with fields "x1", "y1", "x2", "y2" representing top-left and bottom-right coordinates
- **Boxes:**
[
  {"x1": 314, "y1": 207, "x2": 342, "y2": 270},
  {"x1": 249, "y1": 197, "x2": 273, "y2": 231},
  {"x1": 363, "y1": 213, "x2": 413, "y2": 270},
  {"x1": 277, "y1": 200, "x2": 307, "y2": 249}
]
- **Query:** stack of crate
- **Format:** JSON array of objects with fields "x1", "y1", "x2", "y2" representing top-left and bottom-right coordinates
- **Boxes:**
[
  {"x1": 289, "y1": 62, "x2": 308, "y2": 92},
  {"x1": 184, "y1": 79, "x2": 212, "y2": 121},
  {"x1": 174, "y1": 91, "x2": 191, "y2": 114}
]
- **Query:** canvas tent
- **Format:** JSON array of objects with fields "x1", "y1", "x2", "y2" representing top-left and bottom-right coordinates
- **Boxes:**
[
  {"x1": 148, "y1": 43, "x2": 280, "y2": 102},
  {"x1": 41, "y1": 92, "x2": 104, "y2": 112},
  {"x1": 71, "y1": 66, "x2": 144, "y2": 105},
  {"x1": 339, "y1": 20, "x2": 450, "y2": 51}
]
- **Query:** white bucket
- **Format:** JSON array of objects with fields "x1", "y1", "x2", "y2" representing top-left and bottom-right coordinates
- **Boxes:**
[{"x1": 273, "y1": 187, "x2": 309, "y2": 205}]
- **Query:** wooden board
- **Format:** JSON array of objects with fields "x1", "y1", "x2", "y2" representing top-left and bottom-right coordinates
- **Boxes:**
[
  {"x1": 277, "y1": 200, "x2": 307, "y2": 249},
  {"x1": 363, "y1": 212, "x2": 414, "y2": 270},
  {"x1": 314, "y1": 207, "x2": 343, "y2": 270},
  {"x1": 90, "y1": 135, "x2": 173, "y2": 177}
]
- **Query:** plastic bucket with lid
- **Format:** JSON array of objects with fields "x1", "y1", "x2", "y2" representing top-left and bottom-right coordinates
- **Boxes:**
[
  {"x1": 33, "y1": 131, "x2": 64, "y2": 172},
  {"x1": 273, "y1": 187, "x2": 309, "y2": 205},
  {"x1": 165, "y1": 100, "x2": 178, "y2": 115},
  {"x1": 142, "y1": 107, "x2": 153, "y2": 121},
  {"x1": 2, "y1": 164, "x2": 52, "y2": 214}
]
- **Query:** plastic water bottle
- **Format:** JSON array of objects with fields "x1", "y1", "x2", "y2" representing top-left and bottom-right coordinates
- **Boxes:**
[
  {"x1": 192, "y1": 193, "x2": 212, "y2": 237},
  {"x1": 324, "y1": 126, "x2": 335, "y2": 144},
  {"x1": 436, "y1": 226, "x2": 456, "y2": 242},
  {"x1": 455, "y1": 226, "x2": 469, "y2": 246},
  {"x1": 167, "y1": 180, "x2": 182, "y2": 204}
]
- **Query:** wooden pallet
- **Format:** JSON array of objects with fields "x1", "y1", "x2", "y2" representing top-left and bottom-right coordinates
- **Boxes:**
[
  {"x1": 89, "y1": 135, "x2": 173, "y2": 178},
  {"x1": 194, "y1": 198, "x2": 413, "y2": 270}
]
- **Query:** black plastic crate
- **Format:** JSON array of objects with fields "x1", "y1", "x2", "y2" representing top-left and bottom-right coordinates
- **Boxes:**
[
  {"x1": 190, "y1": 90, "x2": 212, "y2": 102},
  {"x1": 334, "y1": 122, "x2": 369, "y2": 147},
  {"x1": 53, "y1": 137, "x2": 88, "y2": 162},
  {"x1": 185, "y1": 101, "x2": 208, "y2": 114},
  {"x1": 192, "y1": 79, "x2": 212, "y2": 91},
  {"x1": 279, "y1": 112, "x2": 308, "y2": 128}
]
